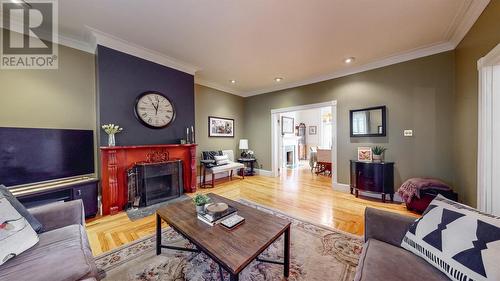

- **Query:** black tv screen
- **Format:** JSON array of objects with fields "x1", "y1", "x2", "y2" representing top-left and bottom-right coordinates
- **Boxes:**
[{"x1": 0, "y1": 127, "x2": 94, "y2": 187}]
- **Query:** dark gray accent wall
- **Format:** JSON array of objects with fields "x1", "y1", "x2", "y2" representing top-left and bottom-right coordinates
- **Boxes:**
[{"x1": 96, "y1": 45, "x2": 194, "y2": 146}]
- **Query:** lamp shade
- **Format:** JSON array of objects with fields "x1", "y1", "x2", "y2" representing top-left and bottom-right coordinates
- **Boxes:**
[{"x1": 239, "y1": 139, "x2": 249, "y2": 150}]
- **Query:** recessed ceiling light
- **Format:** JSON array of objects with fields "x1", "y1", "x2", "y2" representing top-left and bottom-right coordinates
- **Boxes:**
[
  {"x1": 274, "y1": 77, "x2": 283, "y2": 82},
  {"x1": 344, "y1": 57, "x2": 355, "y2": 64},
  {"x1": 230, "y1": 80, "x2": 236, "y2": 84}
]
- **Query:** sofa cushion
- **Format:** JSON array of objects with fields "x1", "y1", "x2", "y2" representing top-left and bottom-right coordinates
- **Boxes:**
[
  {"x1": 0, "y1": 196, "x2": 39, "y2": 266},
  {"x1": 0, "y1": 185, "x2": 43, "y2": 233},
  {"x1": 355, "y1": 239, "x2": 446, "y2": 281},
  {"x1": 0, "y1": 224, "x2": 98, "y2": 281},
  {"x1": 401, "y1": 195, "x2": 500, "y2": 281},
  {"x1": 214, "y1": 154, "x2": 230, "y2": 165}
]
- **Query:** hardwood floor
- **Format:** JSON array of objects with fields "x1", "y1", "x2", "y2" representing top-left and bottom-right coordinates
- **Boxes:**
[{"x1": 86, "y1": 164, "x2": 417, "y2": 256}]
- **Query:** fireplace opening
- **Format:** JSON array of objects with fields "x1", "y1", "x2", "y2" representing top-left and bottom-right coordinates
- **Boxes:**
[
  {"x1": 285, "y1": 145, "x2": 295, "y2": 167},
  {"x1": 127, "y1": 160, "x2": 183, "y2": 208}
]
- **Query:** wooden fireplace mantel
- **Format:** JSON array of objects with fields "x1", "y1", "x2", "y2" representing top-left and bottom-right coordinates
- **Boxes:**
[{"x1": 100, "y1": 144, "x2": 197, "y2": 215}]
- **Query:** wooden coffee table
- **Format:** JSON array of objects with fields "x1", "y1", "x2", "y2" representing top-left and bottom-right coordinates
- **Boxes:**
[{"x1": 156, "y1": 193, "x2": 291, "y2": 281}]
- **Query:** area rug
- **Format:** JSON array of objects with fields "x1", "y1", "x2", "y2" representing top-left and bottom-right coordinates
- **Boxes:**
[
  {"x1": 126, "y1": 194, "x2": 190, "y2": 221},
  {"x1": 96, "y1": 199, "x2": 363, "y2": 281}
]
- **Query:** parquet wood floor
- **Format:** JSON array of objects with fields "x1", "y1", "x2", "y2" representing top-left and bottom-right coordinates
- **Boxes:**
[{"x1": 86, "y1": 165, "x2": 417, "y2": 256}]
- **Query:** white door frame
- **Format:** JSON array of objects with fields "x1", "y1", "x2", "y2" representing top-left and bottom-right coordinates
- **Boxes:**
[
  {"x1": 477, "y1": 43, "x2": 500, "y2": 214},
  {"x1": 270, "y1": 101, "x2": 338, "y2": 187}
]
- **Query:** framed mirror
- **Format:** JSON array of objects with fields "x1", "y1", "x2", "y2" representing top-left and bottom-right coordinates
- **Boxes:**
[{"x1": 350, "y1": 106, "x2": 386, "y2": 137}]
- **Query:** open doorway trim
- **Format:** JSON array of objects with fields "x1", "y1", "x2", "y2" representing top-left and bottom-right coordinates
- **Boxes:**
[
  {"x1": 270, "y1": 101, "x2": 339, "y2": 188},
  {"x1": 477, "y1": 43, "x2": 500, "y2": 214}
]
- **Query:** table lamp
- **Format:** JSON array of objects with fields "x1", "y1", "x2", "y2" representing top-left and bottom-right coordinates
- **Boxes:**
[{"x1": 239, "y1": 139, "x2": 249, "y2": 158}]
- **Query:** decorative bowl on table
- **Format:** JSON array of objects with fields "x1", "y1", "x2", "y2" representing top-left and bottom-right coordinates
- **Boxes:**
[{"x1": 205, "y1": 202, "x2": 229, "y2": 215}]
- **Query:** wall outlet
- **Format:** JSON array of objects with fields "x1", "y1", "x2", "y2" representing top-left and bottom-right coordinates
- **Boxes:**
[{"x1": 404, "y1": 130, "x2": 413, "y2": 137}]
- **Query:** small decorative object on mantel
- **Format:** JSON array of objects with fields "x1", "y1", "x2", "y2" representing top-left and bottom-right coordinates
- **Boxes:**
[
  {"x1": 357, "y1": 147, "x2": 372, "y2": 162},
  {"x1": 101, "y1": 124, "x2": 123, "y2": 147},
  {"x1": 193, "y1": 194, "x2": 211, "y2": 213},
  {"x1": 371, "y1": 146, "x2": 387, "y2": 162}
]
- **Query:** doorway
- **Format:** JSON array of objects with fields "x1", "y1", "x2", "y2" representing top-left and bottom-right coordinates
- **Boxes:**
[
  {"x1": 477, "y1": 43, "x2": 500, "y2": 216},
  {"x1": 271, "y1": 101, "x2": 338, "y2": 187}
]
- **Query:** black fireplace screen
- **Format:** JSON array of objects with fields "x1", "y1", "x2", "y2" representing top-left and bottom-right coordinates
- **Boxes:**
[{"x1": 127, "y1": 160, "x2": 183, "y2": 208}]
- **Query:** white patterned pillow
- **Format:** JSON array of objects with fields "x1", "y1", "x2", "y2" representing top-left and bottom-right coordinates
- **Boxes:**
[
  {"x1": 401, "y1": 195, "x2": 500, "y2": 281},
  {"x1": 0, "y1": 195, "x2": 39, "y2": 265},
  {"x1": 214, "y1": 155, "x2": 230, "y2": 165}
]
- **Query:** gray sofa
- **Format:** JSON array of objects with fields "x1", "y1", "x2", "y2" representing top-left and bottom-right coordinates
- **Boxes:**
[
  {"x1": 354, "y1": 208, "x2": 449, "y2": 281},
  {"x1": 0, "y1": 200, "x2": 100, "y2": 281}
]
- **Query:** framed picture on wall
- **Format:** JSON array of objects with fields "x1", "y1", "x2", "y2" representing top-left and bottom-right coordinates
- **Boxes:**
[
  {"x1": 309, "y1": 126, "x2": 317, "y2": 135},
  {"x1": 357, "y1": 147, "x2": 372, "y2": 162},
  {"x1": 208, "y1": 116, "x2": 234, "y2": 137},
  {"x1": 281, "y1": 116, "x2": 294, "y2": 134}
]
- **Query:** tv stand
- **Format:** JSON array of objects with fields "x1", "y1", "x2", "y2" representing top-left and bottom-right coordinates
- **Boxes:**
[{"x1": 12, "y1": 178, "x2": 99, "y2": 218}]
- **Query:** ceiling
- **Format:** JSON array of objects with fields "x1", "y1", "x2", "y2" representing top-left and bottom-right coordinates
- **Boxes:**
[{"x1": 54, "y1": 0, "x2": 488, "y2": 96}]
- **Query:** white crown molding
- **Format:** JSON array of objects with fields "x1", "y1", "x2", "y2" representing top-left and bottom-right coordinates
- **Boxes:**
[
  {"x1": 195, "y1": 78, "x2": 241, "y2": 96},
  {"x1": 87, "y1": 27, "x2": 199, "y2": 75},
  {"x1": 58, "y1": 34, "x2": 94, "y2": 53},
  {"x1": 241, "y1": 41, "x2": 455, "y2": 97},
  {"x1": 447, "y1": 0, "x2": 490, "y2": 47}
]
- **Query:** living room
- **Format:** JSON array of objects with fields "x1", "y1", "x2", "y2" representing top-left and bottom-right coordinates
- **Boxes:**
[{"x1": 1, "y1": 1, "x2": 499, "y2": 281}]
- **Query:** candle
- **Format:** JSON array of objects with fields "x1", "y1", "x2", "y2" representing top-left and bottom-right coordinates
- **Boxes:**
[
  {"x1": 191, "y1": 126, "x2": 195, "y2": 143},
  {"x1": 186, "y1": 127, "x2": 190, "y2": 143}
]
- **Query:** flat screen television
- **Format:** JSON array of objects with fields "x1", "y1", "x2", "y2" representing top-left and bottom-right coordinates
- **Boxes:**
[{"x1": 0, "y1": 127, "x2": 94, "y2": 188}]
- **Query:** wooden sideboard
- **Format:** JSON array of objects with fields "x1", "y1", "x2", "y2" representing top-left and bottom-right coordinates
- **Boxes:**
[
  {"x1": 100, "y1": 144, "x2": 197, "y2": 215},
  {"x1": 350, "y1": 160, "x2": 394, "y2": 202}
]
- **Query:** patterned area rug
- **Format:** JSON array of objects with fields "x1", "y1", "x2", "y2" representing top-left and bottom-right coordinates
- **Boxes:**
[{"x1": 96, "y1": 199, "x2": 363, "y2": 281}]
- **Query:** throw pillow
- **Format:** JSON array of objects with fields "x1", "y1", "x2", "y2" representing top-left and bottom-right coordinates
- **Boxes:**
[
  {"x1": 0, "y1": 195, "x2": 39, "y2": 265},
  {"x1": 214, "y1": 155, "x2": 230, "y2": 165},
  {"x1": 0, "y1": 185, "x2": 43, "y2": 233},
  {"x1": 401, "y1": 195, "x2": 500, "y2": 281}
]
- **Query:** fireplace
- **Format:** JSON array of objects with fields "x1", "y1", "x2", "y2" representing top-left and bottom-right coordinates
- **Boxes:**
[
  {"x1": 127, "y1": 160, "x2": 183, "y2": 208},
  {"x1": 285, "y1": 145, "x2": 296, "y2": 167}
]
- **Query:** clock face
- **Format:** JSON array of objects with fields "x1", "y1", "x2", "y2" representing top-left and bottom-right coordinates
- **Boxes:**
[{"x1": 134, "y1": 92, "x2": 175, "y2": 129}]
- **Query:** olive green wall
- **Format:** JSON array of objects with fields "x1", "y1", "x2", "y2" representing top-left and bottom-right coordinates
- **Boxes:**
[
  {"x1": 454, "y1": 1, "x2": 500, "y2": 207},
  {"x1": 195, "y1": 84, "x2": 245, "y2": 162},
  {"x1": 244, "y1": 52, "x2": 456, "y2": 188},
  {"x1": 0, "y1": 44, "x2": 96, "y2": 130}
]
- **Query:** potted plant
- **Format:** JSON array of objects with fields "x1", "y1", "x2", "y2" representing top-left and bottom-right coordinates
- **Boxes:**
[
  {"x1": 372, "y1": 146, "x2": 387, "y2": 162},
  {"x1": 193, "y1": 194, "x2": 211, "y2": 213}
]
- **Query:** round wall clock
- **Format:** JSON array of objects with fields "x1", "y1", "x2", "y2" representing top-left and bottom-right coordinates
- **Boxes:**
[{"x1": 134, "y1": 91, "x2": 176, "y2": 129}]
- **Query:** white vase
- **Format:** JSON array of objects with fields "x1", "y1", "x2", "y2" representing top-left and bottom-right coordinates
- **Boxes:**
[
  {"x1": 373, "y1": 154, "x2": 383, "y2": 162},
  {"x1": 195, "y1": 205, "x2": 204, "y2": 213},
  {"x1": 108, "y1": 134, "x2": 115, "y2": 147}
]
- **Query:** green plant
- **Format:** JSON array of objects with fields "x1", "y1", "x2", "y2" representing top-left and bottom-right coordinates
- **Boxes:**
[
  {"x1": 193, "y1": 194, "x2": 211, "y2": 206},
  {"x1": 372, "y1": 146, "x2": 387, "y2": 156}
]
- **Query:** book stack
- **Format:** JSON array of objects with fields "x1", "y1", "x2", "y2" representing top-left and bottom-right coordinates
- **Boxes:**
[{"x1": 197, "y1": 204, "x2": 238, "y2": 226}]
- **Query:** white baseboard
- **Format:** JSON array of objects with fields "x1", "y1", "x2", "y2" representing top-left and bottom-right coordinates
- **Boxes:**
[
  {"x1": 333, "y1": 183, "x2": 402, "y2": 203},
  {"x1": 255, "y1": 169, "x2": 273, "y2": 177}
]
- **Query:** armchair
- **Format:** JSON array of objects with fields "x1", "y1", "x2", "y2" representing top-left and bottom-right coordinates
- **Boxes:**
[{"x1": 199, "y1": 150, "x2": 245, "y2": 188}]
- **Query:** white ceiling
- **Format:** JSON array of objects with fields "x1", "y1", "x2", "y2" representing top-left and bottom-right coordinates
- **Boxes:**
[{"x1": 55, "y1": 0, "x2": 489, "y2": 96}]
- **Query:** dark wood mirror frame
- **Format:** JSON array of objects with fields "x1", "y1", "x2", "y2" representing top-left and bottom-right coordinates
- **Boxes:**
[{"x1": 349, "y1": 105, "x2": 387, "y2": 137}]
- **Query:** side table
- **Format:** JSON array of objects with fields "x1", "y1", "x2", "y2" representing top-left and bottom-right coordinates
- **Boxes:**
[{"x1": 237, "y1": 158, "x2": 257, "y2": 176}]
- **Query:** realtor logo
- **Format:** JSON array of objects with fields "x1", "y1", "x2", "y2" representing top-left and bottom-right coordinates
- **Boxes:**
[{"x1": 1, "y1": 0, "x2": 58, "y2": 69}]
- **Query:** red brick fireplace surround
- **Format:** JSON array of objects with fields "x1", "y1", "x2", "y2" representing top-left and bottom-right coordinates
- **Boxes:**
[{"x1": 100, "y1": 144, "x2": 197, "y2": 215}]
